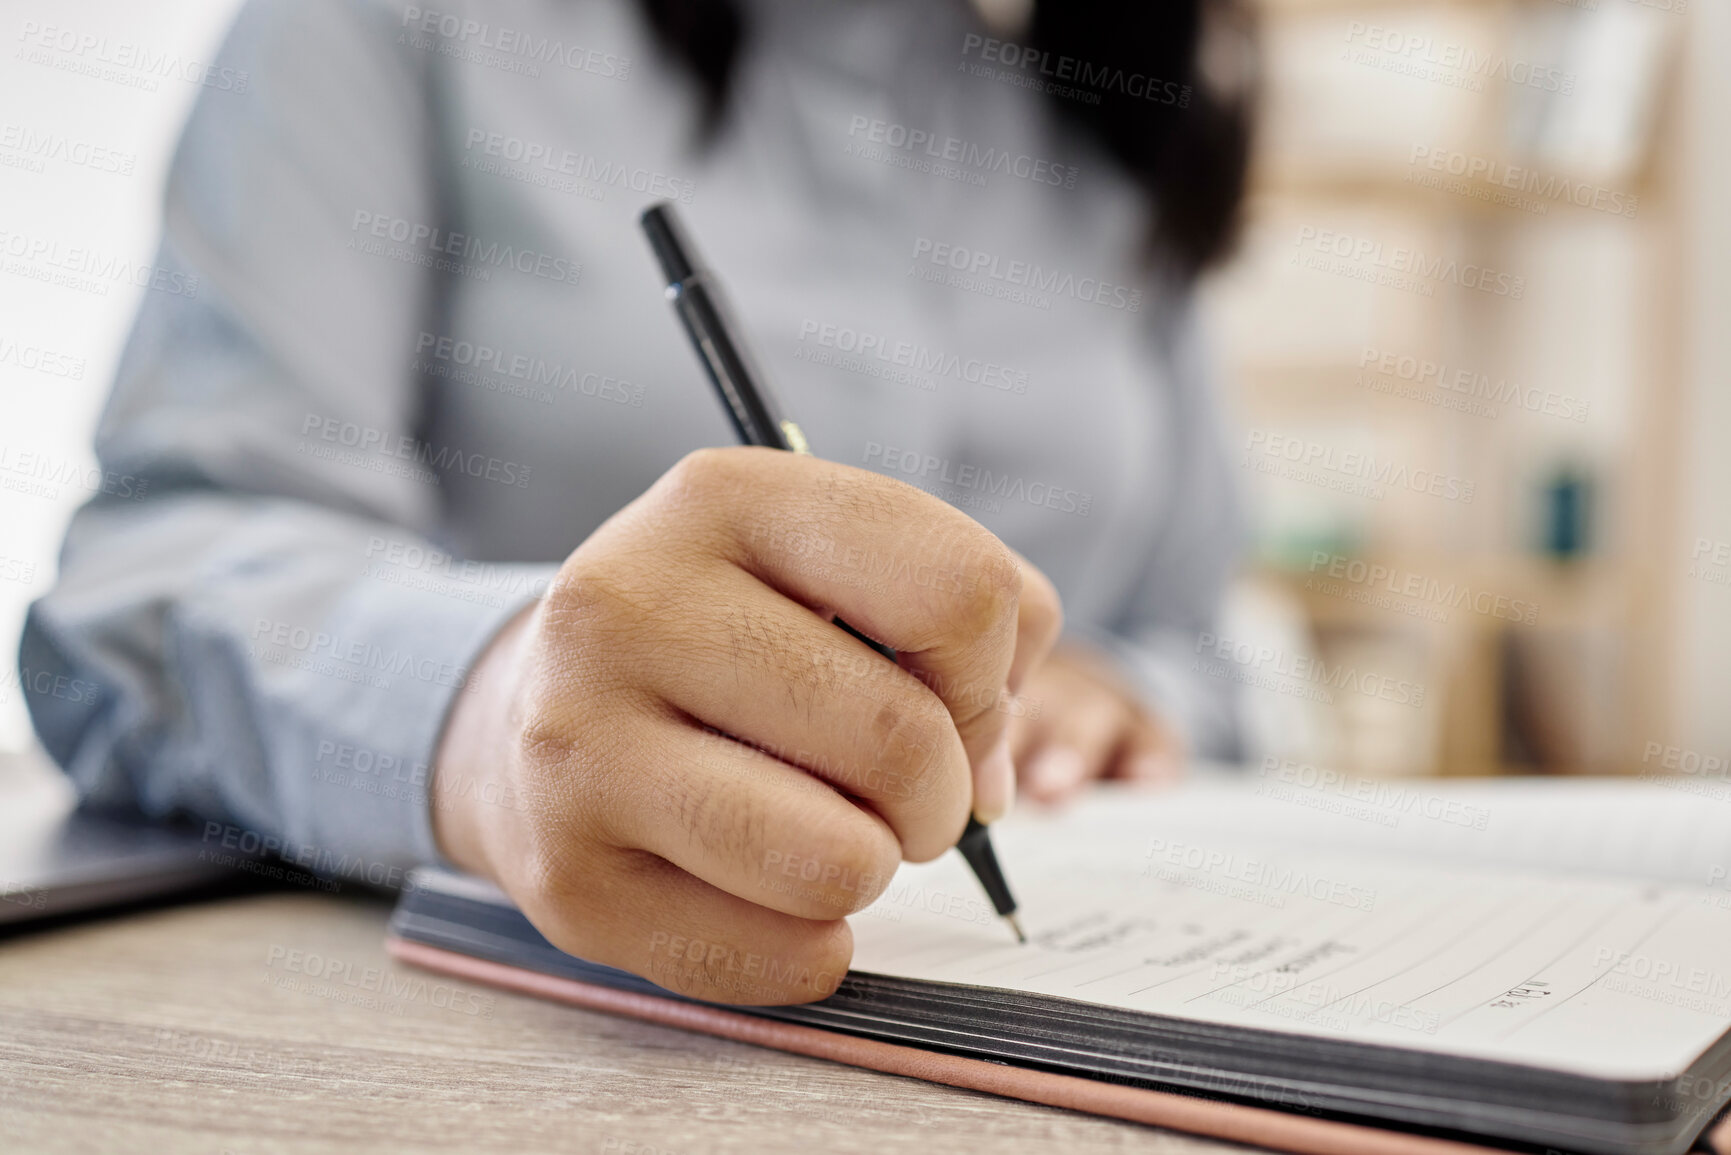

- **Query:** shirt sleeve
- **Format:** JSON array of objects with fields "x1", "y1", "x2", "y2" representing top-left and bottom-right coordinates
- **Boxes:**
[
  {"x1": 1073, "y1": 294, "x2": 1248, "y2": 763},
  {"x1": 17, "y1": 0, "x2": 554, "y2": 873}
]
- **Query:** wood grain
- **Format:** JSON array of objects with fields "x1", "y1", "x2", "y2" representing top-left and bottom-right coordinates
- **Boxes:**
[{"x1": 0, "y1": 892, "x2": 1245, "y2": 1153}]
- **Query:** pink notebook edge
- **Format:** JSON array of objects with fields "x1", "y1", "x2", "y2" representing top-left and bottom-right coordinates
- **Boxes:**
[{"x1": 386, "y1": 933, "x2": 1544, "y2": 1155}]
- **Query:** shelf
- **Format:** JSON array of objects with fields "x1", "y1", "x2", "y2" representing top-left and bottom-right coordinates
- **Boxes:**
[
  {"x1": 1252, "y1": 0, "x2": 1502, "y2": 13},
  {"x1": 1260, "y1": 555, "x2": 1642, "y2": 633},
  {"x1": 1249, "y1": 163, "x2": 1654, "y2": 217}
]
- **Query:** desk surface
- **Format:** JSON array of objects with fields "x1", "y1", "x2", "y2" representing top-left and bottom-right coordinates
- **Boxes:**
[{"x1": 0, "y1": 891, "x2": 1240, "y2": 1154}]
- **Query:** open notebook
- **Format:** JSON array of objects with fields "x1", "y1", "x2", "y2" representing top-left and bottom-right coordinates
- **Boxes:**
[{"x1": 388, "y1": 775, "x2": 1731, "y2": 1155}]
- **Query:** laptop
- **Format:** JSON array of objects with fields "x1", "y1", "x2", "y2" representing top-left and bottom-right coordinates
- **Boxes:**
[{"x1": 0, "y1": 746, "x2": 233, "y2": 926}]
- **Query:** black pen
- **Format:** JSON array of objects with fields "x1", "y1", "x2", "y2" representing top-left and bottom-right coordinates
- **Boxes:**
[{"x1": 639, "y1": 201, "x2": 1025, "y2": 945}]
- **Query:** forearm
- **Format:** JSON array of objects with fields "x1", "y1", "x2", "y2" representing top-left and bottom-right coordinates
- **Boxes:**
[{"x1": 23, "y1": 489, "x2": 555, "y2": 871}]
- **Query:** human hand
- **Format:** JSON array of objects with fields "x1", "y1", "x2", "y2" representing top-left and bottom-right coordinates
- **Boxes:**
[
  {"x1": 431, "y1": 447, "x2": 1061, "y2": 1005},
  {"x1": 1009, "y1": 644, "x2": 1183, "y2": 806}
]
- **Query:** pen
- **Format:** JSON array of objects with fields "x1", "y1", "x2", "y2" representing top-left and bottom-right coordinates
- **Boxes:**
[{"x1": 640, "y1": 201, "x2": 1026, "y2": 945}]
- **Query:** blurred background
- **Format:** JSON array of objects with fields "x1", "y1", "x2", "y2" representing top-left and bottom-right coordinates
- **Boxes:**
[
  {"x1": 2, "y1": 0, "x2": 1728, "y2": 781},
  {"x1": 1206, "y1": 0, "x2": 1729, "y2": 779}
]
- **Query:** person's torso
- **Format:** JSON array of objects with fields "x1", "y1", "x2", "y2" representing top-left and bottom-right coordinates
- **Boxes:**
[{"x1": 401, "y1": 0, "x2": 1184, "y2": 626}]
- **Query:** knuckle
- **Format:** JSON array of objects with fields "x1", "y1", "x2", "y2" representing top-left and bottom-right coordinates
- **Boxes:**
[
  {"x1": 513, "y1": 697, "x2": 641, "y2": 843},
  {"x1": 545, "y1": 559, "x2": 657, "y2": 648},
  {"x1": 871, "y1": 693, "x2": 953, "y2": 789},
  {"x1": 978, "y1": 543, "x2": 1025, "y2": 609},
  {"x1": 1022, "y1": 569, "x2": 1063, "y2": 634},
  {"x1": 899, "y1": 824, "x2": 956, "y2": 866},
  {"x1": 828, "y1": 465, "x2": 911, "y2": 528},
  {"x1": 816, "y1": 823, "x2": 898, "y2": 913},
  {"x1": 868, "y1": 692, "x2": 969, "y2": 856},
  {"x1": 663, "y1": 445, "x2": 734, "y2": 495},
  {"x1": 670, "y1": 772, "x2": 765, "y2": 871},
  {"x1": 757, "y1": 804, "x2": 897, "y2": 918},
  {"x1": 960, "y1": 541, "x2": 1023, "y2": 636},
  {"x1": 544, "y1": 559, "x2": 611, "y2": 623},
  {"x1": 515, "y1": 706, "x2": 574, "y2": 775},
  {"x1": 722, "y1": 604, "x2": 804, "y2": 678}
]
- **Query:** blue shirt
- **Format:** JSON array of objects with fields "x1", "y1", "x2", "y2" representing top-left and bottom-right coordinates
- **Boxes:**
[{"x1": 21, "y1": 0, "x2": 1243, "y2": 874}]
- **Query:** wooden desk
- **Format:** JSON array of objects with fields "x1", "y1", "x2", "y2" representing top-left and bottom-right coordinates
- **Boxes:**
[{"x1": 0, "y1": 892, "x2": 1238, "y2": 1153}]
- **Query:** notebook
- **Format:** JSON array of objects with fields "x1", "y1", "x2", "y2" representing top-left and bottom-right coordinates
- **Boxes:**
[{"x1": 387, "y1": 773, "x2": 1731, "y2": 1155}]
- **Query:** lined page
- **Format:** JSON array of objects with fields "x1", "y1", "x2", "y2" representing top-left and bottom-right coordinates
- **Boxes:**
[
  {"x1": 1165, "y1": 768, "x2": 1731, "y2": 886},
  {"x1": 850, "y1": 786, "x2": 1731, "y2": 1081}
]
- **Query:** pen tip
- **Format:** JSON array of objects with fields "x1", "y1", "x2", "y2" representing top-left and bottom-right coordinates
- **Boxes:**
[{"x1": 1005, "y1": 913, "x2": 1026, "y2": 944}]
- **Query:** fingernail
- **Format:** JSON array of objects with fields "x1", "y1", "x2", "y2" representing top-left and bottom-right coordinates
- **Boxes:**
[
  {"x1": 974, "y1": 733, "x2": 1015, "y2": 823},
  {"x1": 1027, "y1": 747, "x2": 1087, "y2": 799}
]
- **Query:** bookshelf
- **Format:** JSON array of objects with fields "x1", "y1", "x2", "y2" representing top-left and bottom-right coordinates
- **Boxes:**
[{"x1": 1207, "y1": 0, "x2": 1683, "y2": 776}]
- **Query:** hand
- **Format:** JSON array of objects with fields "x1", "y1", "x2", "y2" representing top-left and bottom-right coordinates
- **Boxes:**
[
  {"x1": 1009, "y1": 644, "x2": 1183, "y2": 806},
  {"x1": 431, "y1": 447, "x2": 1062, "y2": 1005}
]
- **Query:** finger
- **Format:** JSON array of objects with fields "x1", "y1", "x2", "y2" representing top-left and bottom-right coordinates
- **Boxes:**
[
  {"x1": 644, "y1": 449, "x2": 1034, "y2": 820},
  {"x1": 630, "y1": 566, "x2": 972, "y2": 861},
  {"x1": 1008, "y1": 668, "x2": 1057, "y2": 767},
  {"x1": 602, "y1": 715, "x2": 903, "y2": 922},
  {"x1": 1002, "y1": 549, "x2": 1063, "y2": 695},
  {"x1": 1022, "y1": 692, "x2": 1129, "y2": 805},
  {"x1": 1003, "y1": 550, "x2": 1066, "y2": 696},
  {"x1": 1111, "y1": 714, "x2": 1185, "y2": 785},
  {"x1": 1007, "y1": 703, "x2": 1043, "y2": 769},
  {"x1": 511, "y1": 842, "x2": 854, "y2": 1006},
  {"x1": 972, "y1": 550, "x2": 1063, "y2": 822}
]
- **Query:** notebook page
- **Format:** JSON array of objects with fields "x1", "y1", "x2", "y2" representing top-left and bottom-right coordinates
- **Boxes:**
[
  {"x1": 849, "y1": 788, "x2": 1731, "y2": 1082},
  {"x1": 1168, "y1": 768, "x2": 1731, "y2": 887}
]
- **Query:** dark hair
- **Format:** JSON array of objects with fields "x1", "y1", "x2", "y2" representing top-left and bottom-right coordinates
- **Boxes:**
[{"x1": 639, "y1": 0, "x2": 1256, "y2": 278}]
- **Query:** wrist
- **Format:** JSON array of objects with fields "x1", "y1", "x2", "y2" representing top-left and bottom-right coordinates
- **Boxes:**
[{"x1": 431, "y1": 601, "x2": 536, "y2": 879}]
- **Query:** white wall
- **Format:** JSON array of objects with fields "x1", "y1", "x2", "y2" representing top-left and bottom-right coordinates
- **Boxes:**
[{"x1": 0, "y1": 0, "x2": 244, "y2": 749}]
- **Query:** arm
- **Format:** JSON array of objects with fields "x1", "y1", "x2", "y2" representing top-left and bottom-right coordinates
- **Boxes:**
[
  {"x1": 17, "y1": 4, "x2": 1068, "y2": 1010},
  {"x1": 19, "y1": 0, "x2": 552, "y2": 872},
  {"x1": 1090, "y1": 297, "x2": 1247, "y2": 763}
]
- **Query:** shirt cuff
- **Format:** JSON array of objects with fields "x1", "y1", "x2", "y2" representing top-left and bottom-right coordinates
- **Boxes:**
[{"x1": 277, "y1": 561, "x2": 559, "y2": 876}]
